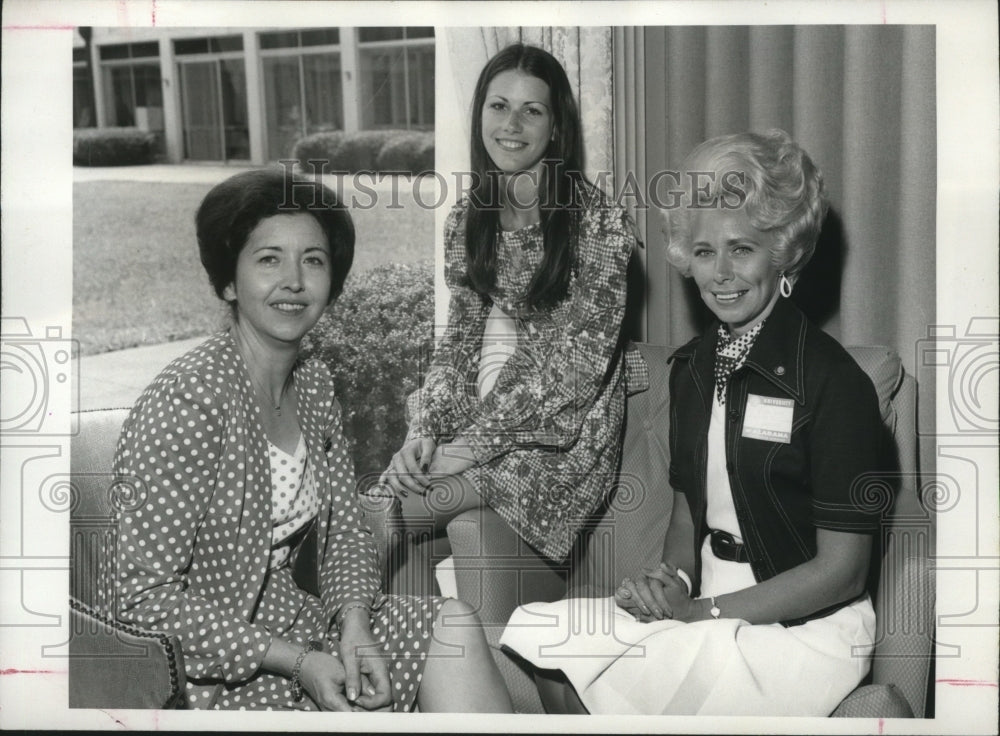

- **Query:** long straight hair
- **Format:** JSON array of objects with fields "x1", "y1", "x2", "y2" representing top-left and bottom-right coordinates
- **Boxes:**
[{"x1": 465, "y1": 43, "x2": 591, "y2": 311}]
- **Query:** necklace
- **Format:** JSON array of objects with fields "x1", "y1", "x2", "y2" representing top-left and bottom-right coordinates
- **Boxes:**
[{"x1": 248, "y1": 369, "x2": 294, "y2": 417}]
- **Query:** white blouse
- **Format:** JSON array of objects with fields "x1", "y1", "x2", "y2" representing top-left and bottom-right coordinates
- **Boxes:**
[{"x1": 268, "y1": 435, "x2": 321, "y2": 569}]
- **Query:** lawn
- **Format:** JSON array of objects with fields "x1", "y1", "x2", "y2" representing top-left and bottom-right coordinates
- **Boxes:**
[{"x1": 73, "y1": 179, "x2": 435, "y2": 355}]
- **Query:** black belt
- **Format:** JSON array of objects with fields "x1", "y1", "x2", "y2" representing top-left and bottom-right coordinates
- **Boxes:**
[{"x1": 709, "y1": 529, "x2": 750, "y2": 563}]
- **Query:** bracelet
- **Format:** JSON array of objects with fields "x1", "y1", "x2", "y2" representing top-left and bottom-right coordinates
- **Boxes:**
[
  {"x1": 336, "y1": 601, "x2": 370, "y2": 628},
  {"x1": 291, "y1": 640, "x2": 322, "y2": 702},
  {"x1": 708, "y1": 596, "x2": 722, "y2": 619}
]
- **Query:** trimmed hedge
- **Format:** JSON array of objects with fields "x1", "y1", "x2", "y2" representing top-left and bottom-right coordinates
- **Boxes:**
[
  {"x1": 375, "y1": 132, "x2": 435, "y2": 174},
  {"x1": 302, "y1": 261, "x2": 435, "y2": 483},
  {"x1": 73, "y1": 127, "x2": 157, "y2": 166},
  {"x1": 293, "y1": 129, "x2": 434, "y2": 176}
]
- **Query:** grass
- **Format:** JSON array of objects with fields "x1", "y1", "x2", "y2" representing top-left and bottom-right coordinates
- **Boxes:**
[{"x1": 73, "y1": 179, "x2": 434, "y2": 355}]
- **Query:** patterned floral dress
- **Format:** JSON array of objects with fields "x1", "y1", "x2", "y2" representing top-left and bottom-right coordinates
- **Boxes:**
[
  {"x1": 406, "y1": 194, "x2": 640, "y2": 561},
  {"x1": 112, "y1": 332, "x2": 445, "y2": 710}
]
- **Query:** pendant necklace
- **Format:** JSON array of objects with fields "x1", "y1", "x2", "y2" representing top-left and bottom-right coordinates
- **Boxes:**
[{"x1": 249, "y1": 369, "x2": 293, "y2": 417}]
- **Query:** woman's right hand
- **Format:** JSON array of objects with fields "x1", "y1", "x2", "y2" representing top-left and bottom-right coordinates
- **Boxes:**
[
  {"x1": 381, "y1": 438, "x2": 436, "y2": 497},
  {"x1": 298, "y1": 650, "x2": 354, "y2": 711},
  {"x1": 615, "y1": 564, "x2": 686, "y2": 622}
]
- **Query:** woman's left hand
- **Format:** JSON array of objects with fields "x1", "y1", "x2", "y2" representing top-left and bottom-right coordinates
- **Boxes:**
[
  {"x1": 337, "y1": 612, "x2": 392, "y2": 711},
  {"x1": 428, "y1": 439, "x2": 477, "y2": 477}
]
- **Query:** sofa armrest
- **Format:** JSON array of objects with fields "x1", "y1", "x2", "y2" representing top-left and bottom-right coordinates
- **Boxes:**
[
  {"x1": 830, "y1": 684, "x2": 914, "y2": 718},
  {"x1": 69, "y1": 598, "x2": 186, "y2": 709}
]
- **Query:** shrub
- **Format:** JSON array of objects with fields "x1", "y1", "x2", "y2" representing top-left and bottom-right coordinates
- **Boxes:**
[
  {"x1": 73, "y1": 127, "x2": 157, "y2": 166},
  {"x1": 293, "y1": 129, "x2": 435, "y2": 175},
  {"x1": 290, "y1": 130, "x2": 345, "y2": 171},
  {"x1": 375, "y1": 131, "x2": 434, "y2": 175},
  {"x1": 302, "y1": 261, "x2": 435, "y2": 483}
]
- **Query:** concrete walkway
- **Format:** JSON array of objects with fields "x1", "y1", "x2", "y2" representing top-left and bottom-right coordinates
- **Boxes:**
[{"x1": 76, "y1": 336, "x2": 206, "y2": 411}]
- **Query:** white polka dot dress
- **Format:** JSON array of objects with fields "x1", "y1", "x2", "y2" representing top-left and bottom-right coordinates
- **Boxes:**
[{"x1": 112, "y1": 331, "x2": 445, "y2": 711}]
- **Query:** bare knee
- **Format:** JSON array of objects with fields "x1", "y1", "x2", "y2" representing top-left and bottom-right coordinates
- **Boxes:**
[{"x1": 432, "y1": 598, "x2": 488, "y2": 651}]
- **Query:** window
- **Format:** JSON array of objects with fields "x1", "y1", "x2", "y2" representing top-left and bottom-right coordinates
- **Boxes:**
[
  {"x1": 260, "y1": 28, "x2": 343, "y2": 160},
  {"x1": 358, "y1": 27, "x2": 434, "y2": 130},
  {"x1": 98, "y1": 39, "x2": 164, "y2": 152}
]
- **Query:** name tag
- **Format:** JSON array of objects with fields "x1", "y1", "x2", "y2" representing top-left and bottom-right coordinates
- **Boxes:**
[{"x1": 742, "y1": 394, "x2": 794, "y2": 443}]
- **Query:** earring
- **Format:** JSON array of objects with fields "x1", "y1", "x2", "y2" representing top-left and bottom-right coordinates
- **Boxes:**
[{"x1": 779, "y1": 273, "x2": 793, "y2": 298}]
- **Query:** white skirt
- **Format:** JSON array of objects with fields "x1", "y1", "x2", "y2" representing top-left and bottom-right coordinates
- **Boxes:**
[{"x1": 500, "y1": 538, "x2": 876, "y2": 716}]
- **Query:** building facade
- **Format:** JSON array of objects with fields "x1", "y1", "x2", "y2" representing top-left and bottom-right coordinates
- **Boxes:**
[{"x1": 73, "y1": 26, "x2": 434, "y2": 164}]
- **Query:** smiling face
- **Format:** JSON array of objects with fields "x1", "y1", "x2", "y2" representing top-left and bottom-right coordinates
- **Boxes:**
[
  {"x1": 481, "y1": 69, "x2": 554, "y2": 176},
  {"x1": 689, "y1": 207, "x2": 782, "y2": 336},
  {"x1": 223, "y1": 213, "x2": 332, "y2": 348}
]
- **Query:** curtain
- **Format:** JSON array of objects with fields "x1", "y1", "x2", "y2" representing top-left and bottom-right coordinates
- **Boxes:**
[
  {"x1": 444, "y1": 27, "x2": 615, "y2": 183},
  {"x1": 638, "y1": 25, "x2": 936, "y2": 376},
  {"x1": 635, "y1": 24, "x2": 936, "y2": 472}
]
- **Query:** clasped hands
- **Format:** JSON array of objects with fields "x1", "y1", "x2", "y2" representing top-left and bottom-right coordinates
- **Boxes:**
[
  {"x1": 379, "y1": 437, "x2": 476, "y2": 497},
  {"x1": 615, "y1": 562, "x2": 696, "y2": 623},
  {"x1": 298, "y1": 616, "x2": 391, "y2": 712}
]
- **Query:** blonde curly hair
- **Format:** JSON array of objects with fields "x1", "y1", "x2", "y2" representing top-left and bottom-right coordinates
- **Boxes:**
[{"x1": 663, "y1": 129, "x2": 828, "y2": 282}]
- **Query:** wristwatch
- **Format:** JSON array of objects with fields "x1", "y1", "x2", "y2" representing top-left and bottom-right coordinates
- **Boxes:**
[{"x1": 709, "y1": 596, "x2": 722, "y2": 619}]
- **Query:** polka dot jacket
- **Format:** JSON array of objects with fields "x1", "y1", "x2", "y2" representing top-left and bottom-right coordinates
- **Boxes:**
[{"x1": 112, "y1": 332, "x2": 382, "y2": 708}]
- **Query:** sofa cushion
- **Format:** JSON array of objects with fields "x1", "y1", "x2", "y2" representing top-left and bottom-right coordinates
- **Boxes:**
[{"x1": 844, "y1": 346, "x2": 904, "y2": 426}]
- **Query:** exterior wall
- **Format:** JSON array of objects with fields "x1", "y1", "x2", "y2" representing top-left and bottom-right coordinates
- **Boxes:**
[{"x1": 76, "y1": 27, "x2": 434, "y2": 165}]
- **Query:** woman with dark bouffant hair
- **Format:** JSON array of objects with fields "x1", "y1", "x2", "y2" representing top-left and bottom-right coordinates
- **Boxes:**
[
  {"x1": 502, "y1": 130, "x2": 884, "y2": 716},
  {"x1": 382, "y1": 43, "x2": 639, "y2": 580},
  {"x1": 112, "y1": 169, "x2": 512, "y2": 712}
]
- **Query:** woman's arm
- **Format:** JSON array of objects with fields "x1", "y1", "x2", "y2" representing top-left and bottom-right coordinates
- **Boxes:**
[
  {"x1": 317, "y1": 396, "x2": 382, "y2": 623},
  {"x1": 114, "y1": 372, "x2": 273, "y2": 684},
  {"x1": 663, "y1": 529, "x2": 871, "y2": 624},
  {"x1": 403, "y1": 204, "x2": 489, "y2": 446},
  {"x1": 456, "y1": 206, "x2": 637, "y2": 467}
]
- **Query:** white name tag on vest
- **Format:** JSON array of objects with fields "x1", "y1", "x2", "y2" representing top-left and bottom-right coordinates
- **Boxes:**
[{"x1": 742, "y1": 394, "x2": 795, "y2": 443}]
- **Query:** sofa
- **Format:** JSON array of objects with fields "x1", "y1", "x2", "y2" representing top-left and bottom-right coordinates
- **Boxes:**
[{"x1": 445, "y1": 342, "x2": 935, "y2": 717}]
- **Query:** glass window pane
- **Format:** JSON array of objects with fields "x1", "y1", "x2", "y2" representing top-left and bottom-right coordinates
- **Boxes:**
[
  {"x1": 174, "y1": 37, "x2": 209, "y2": 56},
  {"x1": 303, "y1": 52, "x2": 343, "y2": 134},
  {"x1": 220, "y1": 58, "x2": 249, "y2": 159},
  {"x1": 131, "y1": 41, "x2": 159, "y2": 58},
  {"x1": 405, "y1": 27, "x2": 434, "y2": 39},
  {"x1": 262, "y1": 55, "x2": 303, "y2": 161},
  {"x1": 105, "y1": 66, "x2": 135, "y2": 126},
  {"x1": 359, "y1": 27, "x2": 404, "y2": 43},
  {"x1": 359, "y1": 47, "x2": 406, "y2": 128},
  {"x1": 212, "y1": 35, "x2": 244, "y2": 53},
  {"x1": 74, "y1": 66, "x2": 95, "y2": 127},
  {"x1": 407, "y1": 46, "x2": 434, "y2": 128},
  {"x1": 301, "y1": 28, "x2": 339, "y2": 47},
  {"x1": 260, "y1": 30, "x2": 299, "y2": 50},
  {"x1": 99, "y1": 43, "x2": 129, "y2": 61}
]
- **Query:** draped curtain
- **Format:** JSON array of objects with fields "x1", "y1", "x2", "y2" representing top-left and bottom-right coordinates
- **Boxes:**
[
  {"x1": 636, "y1": 25, "x2": 936, "y2": 380},
  {"x1": 633, "y1": 24, "x2": 936, "y2": 475}
]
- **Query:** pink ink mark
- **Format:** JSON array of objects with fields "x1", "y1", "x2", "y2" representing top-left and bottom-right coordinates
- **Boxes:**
[
  {"x1": 878, "y1": 717, "x2": 885, "y2": 734},
  {"x1": 151, "y1": 0, "x2": 157, "y2": 27},
  {"x1": 0, "y1": 668, "x2": 61, "y2": 675},
  {"x1": 1, "y1": 25, "x2": 76, "y2": 30},
  {"x1": 937, "y1": 678, "x2": 999, "y2": 688}
]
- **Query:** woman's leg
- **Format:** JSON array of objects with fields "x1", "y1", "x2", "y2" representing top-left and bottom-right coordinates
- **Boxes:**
[
  {"x1": 391, "y1": 474, "x2": 484, "y2": 597},
  {"x1": 534, "y1": 668, "x2": 590, "y2": 714},
  {"x1": 416, "y1": 598, "x2": 513, "y2": 712}
]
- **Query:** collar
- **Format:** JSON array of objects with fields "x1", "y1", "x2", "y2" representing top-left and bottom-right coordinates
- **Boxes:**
[{"x1": 669, "y1": 297, "x2": 810, "y2": 405}]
